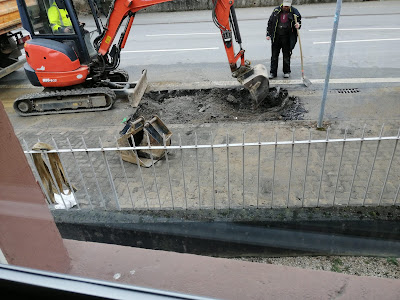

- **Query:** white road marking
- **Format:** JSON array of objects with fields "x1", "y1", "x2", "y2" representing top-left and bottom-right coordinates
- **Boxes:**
[
  {"x1": 306, "y1": 78, "x2": 400, "y2": 84},
  {"x1": 121, "y1": 47, "x2": 219, "y2": 53},
  {"x1": 150, "y1": 78, "x2": 400, "y2": 89},
  {"x1": 314, "y1": 38, "x2": 400, "y2": 44},
  {"x1": 310, "y1": 28, "x2": 400, "y2": 32},
  {"x1": 270, "y1": 78, "x2": 400, "y2": 85},
  {"x1": 2, "y1": 78, "x2": 400, "y2": 89},
  {"x1": 146, "y1": 33, "x2": 219, "y2": 37}
]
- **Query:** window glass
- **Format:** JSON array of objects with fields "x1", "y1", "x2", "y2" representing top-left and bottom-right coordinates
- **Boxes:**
[
  {"x1": 26, "y1": 0, "x2": 52, "y2": 35},
  {"x1": 26, "y1": 0, "x2": 75, "y2": 35}
]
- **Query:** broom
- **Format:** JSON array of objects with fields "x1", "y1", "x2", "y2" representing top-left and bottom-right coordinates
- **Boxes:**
[{"x1": 294, "y1": 15, "x2": 311, "y2": 87}]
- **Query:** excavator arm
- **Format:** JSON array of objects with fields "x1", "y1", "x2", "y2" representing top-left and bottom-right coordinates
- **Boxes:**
[{"x1": 97, "y1": 0, "x2": 269, "y2": 103}]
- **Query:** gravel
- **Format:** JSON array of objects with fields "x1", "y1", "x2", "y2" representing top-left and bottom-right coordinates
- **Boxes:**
[{"x1": 235, "y1": 256, "x2": 400, "y2": 279}]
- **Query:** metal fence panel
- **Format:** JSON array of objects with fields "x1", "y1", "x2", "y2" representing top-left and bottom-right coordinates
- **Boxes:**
[{"x1": 23, "y1": 127, "x2": 400, "y2": 211}]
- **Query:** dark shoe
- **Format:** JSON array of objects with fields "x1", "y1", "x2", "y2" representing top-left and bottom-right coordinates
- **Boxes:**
[
  {"x1": 269, "y1": 73, "x2": 277, "y2": 79},
  {"x1": 283, "y1": 73, "x2": 290, "y2": 78}
]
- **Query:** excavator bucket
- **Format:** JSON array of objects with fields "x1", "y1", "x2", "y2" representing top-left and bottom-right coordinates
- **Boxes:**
[
  {"x1": 238, "y1": 64, "x2": 270, "y2": 108},
  {"x1": 118, "y1": 116, "x2": 172, "y2": 168}
]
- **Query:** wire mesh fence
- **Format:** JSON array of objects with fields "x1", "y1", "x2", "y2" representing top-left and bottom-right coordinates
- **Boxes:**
[{"x1": 23, "y1": 125, "x2": 400, "y2": 211}]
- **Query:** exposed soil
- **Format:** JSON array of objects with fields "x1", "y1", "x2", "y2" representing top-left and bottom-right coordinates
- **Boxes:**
[{"x1": 133, "y1": 87, "x2": 308, "y2": 124}]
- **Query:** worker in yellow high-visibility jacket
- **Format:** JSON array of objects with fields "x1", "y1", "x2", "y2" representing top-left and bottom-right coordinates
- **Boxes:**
[{"x1": 47, "y1": 0, "x2": 74, "y2": 33}]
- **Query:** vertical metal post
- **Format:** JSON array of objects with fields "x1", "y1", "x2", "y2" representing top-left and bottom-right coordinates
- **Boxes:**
[
  {"x1": 178, "y1": 134, "x2": 188, "y2": 209},
  {"x1": 130, "y1": 136, "x2": 149, "y2": 210},
  {"x1": 394, "y1": 182, "x2": 400, "y2": 206},
  {"x1": 81, "y1": 136, "x2": 106, "y2": 208},
  {"x1": 51, "y1": 137, "x2": 80, "y2": 210},
  {"x1": 378, "y1": 128, "x2": 400, "y2": 206},
  {"x1": 242, "y1": 131, "x2": 245, "y2": 208},
  {"x1": 348, "y1": 125, "x2": 366, "y2": 206},
  {"x1": 99, "y1": 137, "x2": 120, "y2": 211},
  {"x1": 302, "y1": 129, "x2": 312, "y2": 207},
  {"x1": 195, "y1": 132, "x2": 201, "y2": 209},
  {"x1": 67, "y1": 138, "x2": 93, "y2": 209},
  {"x1": 271, "y1": 131, "x2": 278, "y2": 208},
  {"x1": 287, "y1": 128, "x2": 295, "y2": 208},
  {"x1": 226, "y1": 133, "x2": 231, "y2": 209},
  {"x1": 115, "y1": 137, "x2": 135, "y2": 209},
  {"x1": 145, "y1": 134, "x2": 161, "y2": 209},
  {"x1": 333, "y1": 128, "x2": 347, "y2": 206},
  {"x1": 317, "y1": 127, "x2": 330, "y2": 207},
  {"x1": 317, "y1": 0, "x2": 342, "y2": 128},
  {"x1": 363, "y1": 125, "x2": 384, "y2": 206},
  {"x1": 210, "y1": 132, "x2": 216, "y2": 209},
  {"x1": 163, "y1": 133, "x2": 175, "y2": 209},
  {"x1": 256, "y1": 132, "x2": 261, "y2": 209}
]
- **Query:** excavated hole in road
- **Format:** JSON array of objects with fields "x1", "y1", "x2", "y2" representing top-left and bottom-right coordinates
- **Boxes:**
[{"x1": 134, "y1": 87, "x2": 307, "y2": 124}]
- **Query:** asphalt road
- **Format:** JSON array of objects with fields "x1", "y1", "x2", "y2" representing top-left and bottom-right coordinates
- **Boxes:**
[
  {"x1": 1, "y1": 1, "x2": 399, "y2": 126},
  {"x1": 109, "y1": 1, "x2": 400, "y2": 83},
  {"x1": 1, "y1": 1, "x2": 400, "y2": 86}
]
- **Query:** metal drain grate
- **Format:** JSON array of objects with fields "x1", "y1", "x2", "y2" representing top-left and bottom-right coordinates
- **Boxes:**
[{"x1": 332, "y1": 88, "x2": 360, "y2": 94}]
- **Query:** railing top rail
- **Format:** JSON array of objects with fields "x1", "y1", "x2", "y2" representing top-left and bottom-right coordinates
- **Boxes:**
[{"x1": 23, "y1": 135, "x2": 400, "y2": 154}]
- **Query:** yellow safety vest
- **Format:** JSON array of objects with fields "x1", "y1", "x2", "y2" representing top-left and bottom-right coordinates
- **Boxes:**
[{"x1": 48, "y1": 2, "x2": 72, "y2": 32}]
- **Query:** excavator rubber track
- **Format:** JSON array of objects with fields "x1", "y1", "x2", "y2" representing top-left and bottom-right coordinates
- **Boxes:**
[{"x1": 13, "y1": 87, "x2": 116, "y2": 116}]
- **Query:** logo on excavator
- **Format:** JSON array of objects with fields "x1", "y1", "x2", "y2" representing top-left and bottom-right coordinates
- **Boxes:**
[{"x1": 105, "y1": 36, "x2": 112, "y2": 44}]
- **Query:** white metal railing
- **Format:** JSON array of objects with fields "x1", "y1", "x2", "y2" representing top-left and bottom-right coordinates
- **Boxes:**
[{"x1": 23, "y1": 126, "x2": 400, "y2": 211}]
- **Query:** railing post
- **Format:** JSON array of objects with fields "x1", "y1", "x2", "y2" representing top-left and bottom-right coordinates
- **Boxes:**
[
  {"x1": 163, "y1": 133, "x2": 175, "y2": 209},
  {"x1": 210, "y1": 132, "x2": 216, "y2": 210},
  {"x1": 287, "y1": 128, "x2": 295, "y2": 208},
  {"x1": 178, "y1": 133, "x2": 188, "y2": 210},
  {"x1": 271, "y1": 131, "x2": 278, "y2": 208},
  {"x1": 317, "y1": 127, "x2": 330, "y2": 207},
  {"x1": 302, "y1": 129, "x2": 312, "y2": 207}
]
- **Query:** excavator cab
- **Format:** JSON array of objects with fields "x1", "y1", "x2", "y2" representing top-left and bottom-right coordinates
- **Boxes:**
[{"x1": 16, "y1": 0, "x2": 99, "y2": 87}]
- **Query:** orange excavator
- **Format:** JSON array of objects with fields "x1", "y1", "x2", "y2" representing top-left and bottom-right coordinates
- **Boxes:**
[{"x1": 14, "y1": 0, "x2": 269, "y2": 116}]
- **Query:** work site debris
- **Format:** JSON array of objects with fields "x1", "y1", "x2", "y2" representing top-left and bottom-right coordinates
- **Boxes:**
[
  {"x1": 135, "y1": 87, "x2": 307, "y2": 124},
  {"x1": 118, "y1": 115, "x2": 172, "y2": 167},
  {"x1": 32, "y1": 142, "x2": 77, "y2": 204}
]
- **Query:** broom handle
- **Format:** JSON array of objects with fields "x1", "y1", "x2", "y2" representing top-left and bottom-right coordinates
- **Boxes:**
[{"x1": 294, "y1": 15, "x2": 305, "y2": 78}]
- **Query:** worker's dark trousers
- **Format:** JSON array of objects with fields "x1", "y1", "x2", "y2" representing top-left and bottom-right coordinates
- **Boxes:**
[{"x1": 270, "y1": 34, "x2": 291, "y2": 76}]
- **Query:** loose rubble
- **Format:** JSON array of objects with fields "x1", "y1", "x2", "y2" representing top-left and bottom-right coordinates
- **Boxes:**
[{"x1": 134, "y1": 87, "x2": 308, "y2": 124}]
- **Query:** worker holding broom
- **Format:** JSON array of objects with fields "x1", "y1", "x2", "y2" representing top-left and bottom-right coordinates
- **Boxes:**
[{"x1": 266, "y1": 0, "x2": 301, "y2": 79}]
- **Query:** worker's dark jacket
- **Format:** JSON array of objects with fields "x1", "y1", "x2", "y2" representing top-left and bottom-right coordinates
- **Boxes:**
[{"x1": 266, "y1": 5, "x2": 302, "y2": 50}]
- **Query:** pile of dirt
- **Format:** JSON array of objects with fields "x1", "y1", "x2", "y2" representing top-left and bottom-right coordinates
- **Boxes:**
[{"x1": 133, "y1": 87, "x2": 307, "y2": 124}]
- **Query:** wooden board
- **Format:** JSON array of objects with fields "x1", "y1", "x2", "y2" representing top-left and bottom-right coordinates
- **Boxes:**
[{"x1": 0, "y1": 0, "x2": 22, "y2": 34}]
